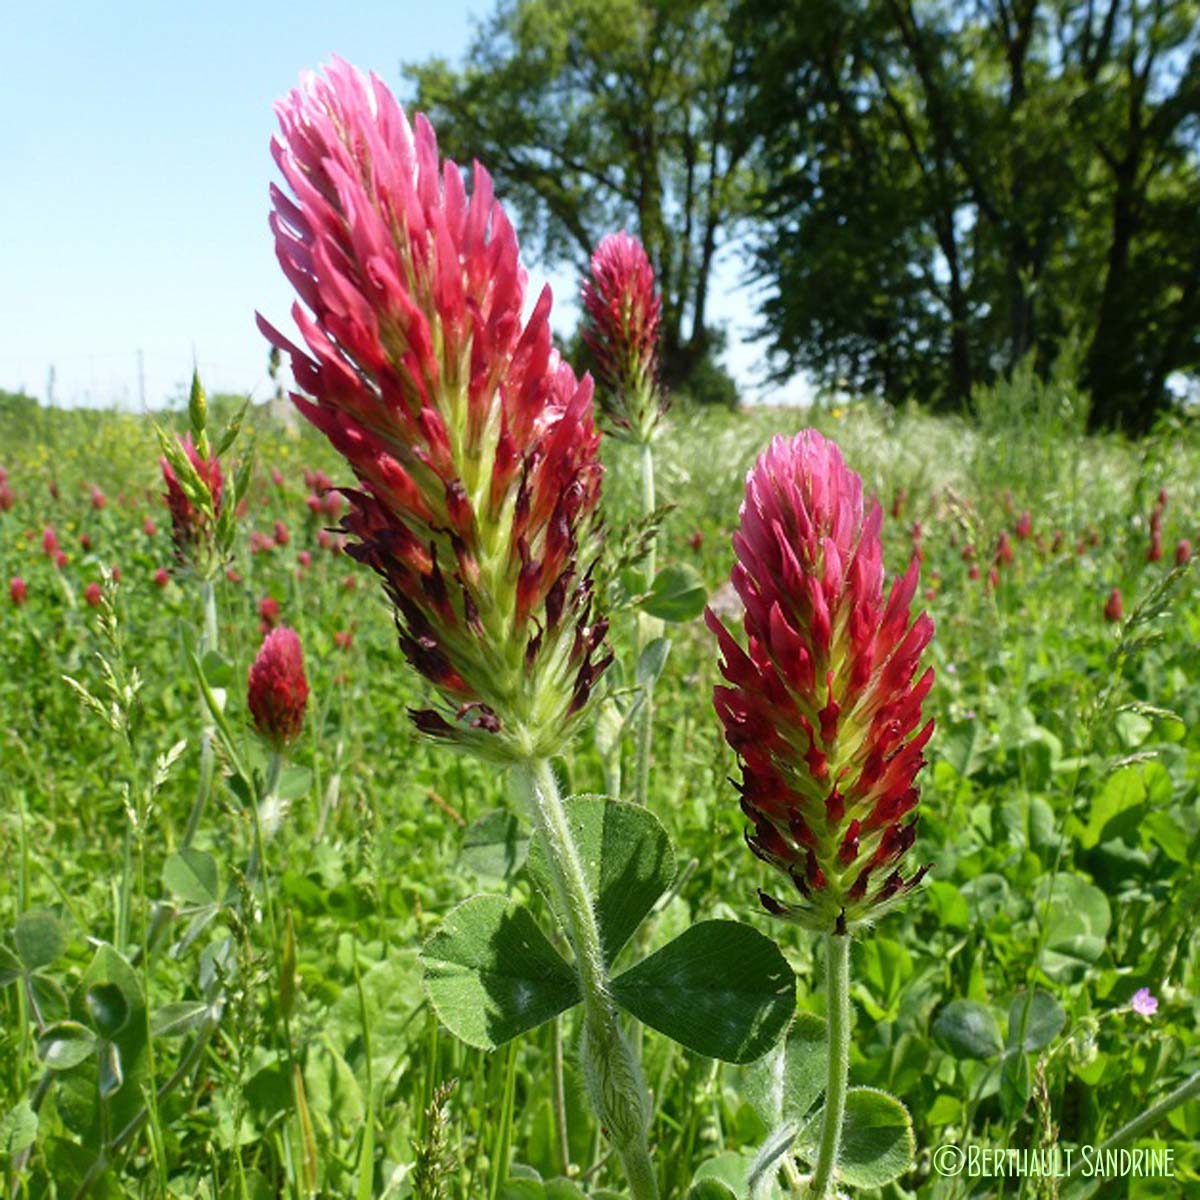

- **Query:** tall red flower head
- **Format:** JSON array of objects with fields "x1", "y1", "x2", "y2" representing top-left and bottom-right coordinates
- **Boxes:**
[
  {"x1": 707, "y1": 431, "x2": 934, "y2": 933},
  {"x1": 248, "y1": 626, "x2": 309, "y2": 749},
  {"x1": 580, "y1": 231, "x2": 664, "y2": 442},
  {"x1": 10, "y1": 576, "x2": 27, "y2": 607},
  {"x1": 160, "y1": 432, "x2": 224, "y2": 570},
  {"x1": 260, "y1": 59, "x2": 609, "y2": 761}
]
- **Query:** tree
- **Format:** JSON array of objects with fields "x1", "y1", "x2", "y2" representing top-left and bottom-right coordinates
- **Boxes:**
[
  {"x1": 404, "y1": 0, "x2": 755, "y2": 387},
  {"x1": 743, "y1": 0, "x2": 1200, "y2": 432}
]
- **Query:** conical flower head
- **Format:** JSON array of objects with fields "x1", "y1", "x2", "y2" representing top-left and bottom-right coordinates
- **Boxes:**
[
  {"x1": 160, "y1": 432, "x2": 224, "y2": 570},
  {"x1": 248, "y1": 626, "x2": 309, "y2": 749},
  {"x1": 707, "y1": 431, "x2": 934, "y2": 933},
  {"x1": 260, "y1": 59, "x2": 609, "y2": 761},
  {"x1": 581, "y1": 231, "x2": 664, "y2": 442}
]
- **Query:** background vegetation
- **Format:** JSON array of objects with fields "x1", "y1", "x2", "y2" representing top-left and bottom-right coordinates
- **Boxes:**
[{"x1": 1, "y1": 374, "x2": 1197, "y2": 1195}]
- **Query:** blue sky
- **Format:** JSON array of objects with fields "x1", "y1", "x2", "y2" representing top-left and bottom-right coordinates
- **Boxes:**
[{"x1": 2, "y1": 1, "x2": 804, "y2": 408}]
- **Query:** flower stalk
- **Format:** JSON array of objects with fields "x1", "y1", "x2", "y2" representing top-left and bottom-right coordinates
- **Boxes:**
[
  {"x1": 807, "y1": 932, "x2": 851, "y2": 1199},
  {"x1": 581, "y1": 232, "x2": 666, "y2": 804},
  {"x1": 517, "y1": 759, "x2": 658, "y2": 1199}
]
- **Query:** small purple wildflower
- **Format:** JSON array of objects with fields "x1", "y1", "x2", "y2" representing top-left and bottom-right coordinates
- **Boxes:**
[{"x1": 1131, "y1": 987, "x2": 1158, "y2": 1017}]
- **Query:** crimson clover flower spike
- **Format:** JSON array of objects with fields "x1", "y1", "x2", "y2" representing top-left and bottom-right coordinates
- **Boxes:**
[
  {"x1": 581, "y1": 231, "x2": 665, "y2": 442},
  {"x1": 706, "y1": 430, "x2": 935, "y2": 934},
  {"x1": 259, "y1": 59, "x2": 610, "y2": 762},
  {"x1": 248, "y1": 626, "x2": 309, "y2": 750},
  {"x1": 160, "y1": 432, "x2": 224, "y2": 569}
]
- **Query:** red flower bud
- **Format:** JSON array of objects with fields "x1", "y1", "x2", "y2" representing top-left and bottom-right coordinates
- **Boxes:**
[
  {"x1": 161, "y1": 433, "x2": 223, "y2": 569},
  {"x1": 154, "y1": 567, "x2": 170, "y2": 588},
  {"x1": 581, "y1": 231, "x2": 664, "y2": 441},
  {"x1": 10, "y1": 576, "x2": 27, "y2": 606},
  {"x1": 259, "y1": 595, "x2": 280, "y2": 631},
  {"x1": 247, "y1": 626, "x2": 309, "y2": 749},
  {"x1": 84, "y1": 582, "x2": 102, "y2": 608},
  {"x1": 1104, "y1": 588, "x2": 1123, "y2": 622},
  {"x1": 1175, "y1": 538, "x2": 1191, "y2": 566}
]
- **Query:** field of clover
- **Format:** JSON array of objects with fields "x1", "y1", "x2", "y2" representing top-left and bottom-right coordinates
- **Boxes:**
[{"x1": 1, "y1": 59, "x2": 1198, "y2": 1200}]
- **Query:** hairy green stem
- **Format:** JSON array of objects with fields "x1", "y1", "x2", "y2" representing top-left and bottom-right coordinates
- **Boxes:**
[
  {"x1": 182, "y1": 579, "x2": 221, "y2": 845},
  {"x1": 1095, "y1": 1068, "x2": 1200, "y2": 1156},
  {"x1": 553, "y1": 1016, "x2": 571, "y2": 1174},
  {"x1": 809, "y1": 933, "x2": 851, "y2": 1199},
  {"x1": 519, "y1": 759, "x2": 659, "y2": 1200},
  {"x1": 634, "y1": 438, "x2": 657, "y2": 806}
]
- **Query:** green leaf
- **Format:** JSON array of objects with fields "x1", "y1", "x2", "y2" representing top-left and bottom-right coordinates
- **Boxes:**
[
  {"x1": 636, "y1": 637, "x2": 671, "y2": 688},
  {"x1": 925, "y1": 880, "x2": 970, "y2": 930},
  {"x1": 693, "y1": 1150, "x2": 750, "y2": 1192},
  {"x1": 278, "y1": 765, "x2": 313, "y2": 802},
  {"x1": 98, "y1": 1042, "x2": 124, "y2": 1100},
  {"x1": 163, "y1": 847, "x2": 221, "y2": 907},
  {"x1": 1000, "y1": 1050, "x2": 1031, "y2": 1121},
  {"x1": 151, "y1": 1001, "x2": 210, "y2": 1039},
  {"x1": 642, "y1": 563, "x2": 707, "y2": 622},
  {"x1": 743, "y1": 1011, "x2": 828, "y2": 1126},
  {"x1": 39, "y1": 1021, "x2": 97, "y2": 1070},
  {"x1": 610, "y1": 920, "x2": 794, "y2": 1063},
  {"x1": 200, "y1": 649, "x2": 234, "y2": 689},
  {"x1": 75, "y1": 943, "x2": 148, "y2": 1131},
  {"x1": 0, "y1": 1099, "x2": 38, "y2": 1157},
  {"x1": 421, "y1": 896, "x2": 580, "y2": 1050},
  {"x1": 85, "y1": 983, "x2": 130, "y2": 1040},
  {"x1": 304, "y1": 1038, "x2": 365, "y2": 1137},
  {"x1": 1034, "y1": 874, "x2": 1111, "y2": 983},
  {"x1": 0, "y1": 945, "x2": 21, "y2": 987},
  {"x1": 14, "y1": 910, "x2": 66, "y2": 971},
  {"x1": 30, "y1": 974, "x2": 69, "y2": 1024},
  {"x1": 932, "y1": 1000, "x2": 1004, "y2": 1059},
  {"x1": 833, "y1": 1088, "x2": 915, "y2": 1188},
  {"x1": 527, "y1": 795, "x2": 675, "y2": 967},
  {"x1": 1007, "y1": 990, "x2": 1065, "y2": 1052},
  {"x1": 544, "y1": 1180, "x2": 589, "y2": 1200},
  {"x1": 686, "y1": 1182, "x2": 738, "y2": 1200},
  {"x1": 461, "y1": 809, "x2": 529, "y2": 881},
  {"x1": 1081, "y1": 767, "x2": 1146, "y2": 848}
]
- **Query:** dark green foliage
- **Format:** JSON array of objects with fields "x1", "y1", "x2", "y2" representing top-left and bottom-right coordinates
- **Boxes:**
[{"x1": 742, "y1": 0, "x2": 1200, "y2": 432}]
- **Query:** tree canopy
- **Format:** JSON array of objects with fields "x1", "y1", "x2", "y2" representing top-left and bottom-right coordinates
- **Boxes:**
[
  {"x1": 405, "y1": 0, "x2": 754, "y2": 389},
  {"x1": 742, "y1": 0, "x2": 1200, "y2": 431}
]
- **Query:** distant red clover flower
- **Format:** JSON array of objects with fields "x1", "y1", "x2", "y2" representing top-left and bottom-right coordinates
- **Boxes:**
[
  {"x1": 1104, "y1": 588, "x2": 1124, "y2": 622},
  {"x1": 10, "y1": 577, "x2": 27, "y2": 607},
  {"x1": 581, "y1": 231, "x2": 664, "y2": 442},
  {"x1": 260, "y1": 59, "x2": 609, "y2": 760},
  {"x1": 247, "y1": 626, "x2": 309, "y2": 749},
  {"x1": 160, "y1": 432, "x2": 224, "y2": 568},
  {"x1": 707, "y1": 431, "x2": 934, "y2": 933}
]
